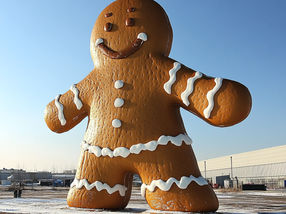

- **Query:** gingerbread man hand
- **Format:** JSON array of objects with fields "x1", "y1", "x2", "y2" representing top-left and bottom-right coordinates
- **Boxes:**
[
  {"x1": 44, "y1": 0, "x2": 251, "y2": 212},
  {"x1": 161, "y1": 59, "x2": 251, "y2": 127},
  {"x1": 44, "y1": 79, "x2": 92, "y2": 133}
]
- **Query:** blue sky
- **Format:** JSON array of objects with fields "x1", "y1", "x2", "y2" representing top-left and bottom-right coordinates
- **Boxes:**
[{"x1": 0, "y1": 0, "x2": 285, "y2": 171}]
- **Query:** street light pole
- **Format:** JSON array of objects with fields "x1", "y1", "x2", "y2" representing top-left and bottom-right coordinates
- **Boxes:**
[
  {"x1": 204, "y1": 161, "x2": 207, "y2": 178},
  {"x1": 230, "y1": 156, "x2": 233, "y2": 179}
]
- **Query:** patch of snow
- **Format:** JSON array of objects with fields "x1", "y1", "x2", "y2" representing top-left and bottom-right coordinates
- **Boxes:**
[
  {"x1": 217, "y1": 195, "x2": 234, "y2": 199},
  {"x1": 244, "y1": 191, "x2": 286, "y2": 197},
  {"x1": 1, "y1": 189, "x2": 286, "y2": 213}
]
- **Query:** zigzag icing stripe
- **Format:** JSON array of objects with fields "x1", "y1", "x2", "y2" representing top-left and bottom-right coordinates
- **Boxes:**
[
  {"x1": 70, "y1": 84, "x2": 83, "y2": 110},
  {"x1": 70, "y1": 178, "x2": 127, "y2": 196},
  {"x1": 141, "y1": 175, "x2": 208, "y2": 197},
  {"x1": 181, "y1": 72, "x2": 203, "y2": 106},
  {"x1": 81, "y1": 134, "x2": 192, "y2": 158},
  {"x1": 203, "y1": 78, "x2": 223, "y2": 119},
  {"x1": 164, "y1": 62, "x2": 181, "y2": 94},
  {"x1": 55, "y1": 95, "x2": 66, "y2": 126}
]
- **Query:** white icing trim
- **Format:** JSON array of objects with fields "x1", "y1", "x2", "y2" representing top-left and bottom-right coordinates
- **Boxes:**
[
  {"x1": 203, "y1": 78, "x2": 223, "y2": 119},
  {"x1": 164, "y1": 62, "x2": 181, "y2": 94},
  {"x1": 55, "y1": 95, "x2": 66, "y2": 126},
  {"x1": 81, "y1": 134, "x2": 192, "y2": 158},
  {"x1": 114, "y1": 98, "x2": 124, "y2": 108},
  {"x1": 181, "y1": 72, "x2": 203, "y2": 106},
  {"x1": 70, "y1": 84, "x2": 83, "y2": 110},
  {"x1": 114, "y1": 80, "x2": 124, "y2": 89},
  {"x1": 95, "y1": 38, "x2": 104, "y2": 46},
  {"x1": 141, "y1": 175, "x2": 208, "y2": 197},
  {"x1": 71, "y1": 178, "x2": 127, "y2": 196},
  {"x1": 137, "y1": 32, "x2": 148, "y2": 41},
  {"x1": 112, "y1": 119, "x2": 122, "y2": 128}
]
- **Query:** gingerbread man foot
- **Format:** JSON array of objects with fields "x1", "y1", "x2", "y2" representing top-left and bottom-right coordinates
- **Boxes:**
[
  {"x1": 67, "y1": 153, "x2": 133, "y2": 209},
  {"x1": 145, "y1": 183, "x2": 218, "y2": 212},
  {"x1": 67, "y1": 179, "x2": 132, "y2": 210}
]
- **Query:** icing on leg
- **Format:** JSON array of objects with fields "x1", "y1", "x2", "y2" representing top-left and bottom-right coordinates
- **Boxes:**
[
  {"x1": 135, "y1": 142, "x2": 218, "y2": 212},
  {"x1": 141, "y1": 175, "x2": 208, "y2": 197},
  {"x1": 71, "y1": 178, "x2": 127, "y2": 196},
  {"x1": 144, "y1": 180, "x2": 219, "y2": 212},
  {"x1": 68, "y1": 152, "x2": 133, "y2": 209}
]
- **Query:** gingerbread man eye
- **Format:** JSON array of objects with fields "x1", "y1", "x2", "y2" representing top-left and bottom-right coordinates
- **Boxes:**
[
  {"x1": 126, "y1": 18, "x2": 135, "y2": 27},
  {"x1": 105, "y1": 12, "x2": 113, "y2": 18},
  {"x1": 104, "y1": 22, "x2": 113, "y2": 32},
  {"x1": 127, "y1": 8, "x2": 135, "y2": 13}
]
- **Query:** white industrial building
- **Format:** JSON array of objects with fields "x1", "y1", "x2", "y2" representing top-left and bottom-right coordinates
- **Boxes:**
[{"x1": 198, "y1": 145, "x2": 286, "y2": 189}]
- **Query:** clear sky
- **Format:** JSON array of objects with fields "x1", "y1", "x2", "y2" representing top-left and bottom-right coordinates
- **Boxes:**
[{"x1": 0, "y1": 0, "x2": 285, "y2": 172}]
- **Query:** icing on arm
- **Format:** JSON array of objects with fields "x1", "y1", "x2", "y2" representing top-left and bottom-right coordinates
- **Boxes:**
[
  {"x1": 162, "y1": 59, "x2": 251, "y2": 126},
  {"x1": 70, "y1": 84, "x2": 83, "y2": 110},
  {"x1": 55, "y1": 95, "x2": 66, "y2": 126},
  {"x1": 181, "y1": 72, "x2": 203, "y2": 106},
  {"x1": 163, "y1": 62, "x2": 181, "y2": 94},
  {"x1": 45, "y1": 80, "x2": 89, "y2": 133},
  {"x1": 203, "y1": 78, "x2": 223, "y2": 119},
  {"x1": 164, "y1": 62, "x2": 220, "y2": 118}
]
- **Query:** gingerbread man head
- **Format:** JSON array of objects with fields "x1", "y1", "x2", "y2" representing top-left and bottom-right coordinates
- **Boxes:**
[
  {"x1": 45, "y1": 0, "x2": 251, "y2": 212},
  {"x1": 90, "y1": 0, "x2": 173, "y2": 65}
]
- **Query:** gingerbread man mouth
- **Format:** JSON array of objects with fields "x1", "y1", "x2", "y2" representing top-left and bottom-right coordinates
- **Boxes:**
[{"x1": 95, "y1": 32, "x2": 148, "y2": 59}]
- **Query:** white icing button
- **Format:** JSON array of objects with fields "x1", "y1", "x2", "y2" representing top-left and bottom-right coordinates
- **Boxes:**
[
  {"x1": 114, "y1": 80, "x2": 124, "y2": 89},
  {"x1": 114, "y1": 98, "x2": 124, "y2": 108},
  {"x1": 112, "y1": 119, "x2": 122, "y2": 128}
]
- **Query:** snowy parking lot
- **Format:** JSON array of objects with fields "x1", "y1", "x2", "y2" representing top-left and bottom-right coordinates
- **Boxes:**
[{"x1": 0, "y1": 186, "x2": 286, "y2": 213}]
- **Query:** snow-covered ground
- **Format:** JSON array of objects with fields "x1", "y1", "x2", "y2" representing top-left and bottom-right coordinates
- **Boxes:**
[
  {"x1": 216, "y1": 189, "x2": 286, "y2": 213},
  {"x1": 0, "y1": 187, "x2": 286, "y2": 213},
  {"x1": 0, "y1": 198, "x2": 152, "y2": 214}
]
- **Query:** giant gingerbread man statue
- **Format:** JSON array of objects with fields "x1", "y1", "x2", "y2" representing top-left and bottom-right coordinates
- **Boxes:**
[{"x1": 44, "y1": 0, "x2": 252, "y2": 212}]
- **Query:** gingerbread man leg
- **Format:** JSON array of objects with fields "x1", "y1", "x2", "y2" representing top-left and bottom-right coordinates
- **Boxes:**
[
  {"x1": 67, "y1": 152, "x2": 133, "y2": 209},
  {"x1": 135, "y1": 144, "x2": 218, "y2": 212}
]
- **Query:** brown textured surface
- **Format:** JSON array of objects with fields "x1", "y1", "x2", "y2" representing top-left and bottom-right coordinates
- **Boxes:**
[
  {"x1": 146, "y1": 183, "x2": 219, "y2": 211},
  {"x1": 67, "y1": 172, "x2": 133, "y2": 209},
  {"x1": 44, "y1": 0, "x2": 251, "y2": 212}
]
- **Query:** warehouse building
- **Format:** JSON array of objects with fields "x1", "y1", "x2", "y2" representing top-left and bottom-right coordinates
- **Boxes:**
[
  {"x1": 0, "y1": 168, "x2": 52, "y2": 185},
  {"x1": 198, "y1": 145, "x2": 286, "y2": 189},
  {"x1": 0, "y1": 169, "x2": 25, "y2": 185}
]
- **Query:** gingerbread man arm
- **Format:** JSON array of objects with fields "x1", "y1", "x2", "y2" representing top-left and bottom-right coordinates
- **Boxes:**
[
  {"x1": 163, "y1": 59, "x2": 252, "y2": 127},
  {"x1": 44, "y1": 78, "x2": 91, "y2": 133}
]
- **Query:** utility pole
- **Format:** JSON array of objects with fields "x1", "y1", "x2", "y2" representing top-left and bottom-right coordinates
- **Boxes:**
[
  {"x1": 204, "y1": 161, "x2": 207, "y2": 178},
  {"x1": 230, "y1": 156, "x2": 233, "y2": 179}
]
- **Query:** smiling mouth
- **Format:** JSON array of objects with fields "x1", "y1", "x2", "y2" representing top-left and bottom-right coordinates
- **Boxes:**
[{"x1": 95, "y1": 32, "x2": 148, "y2": 59}]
